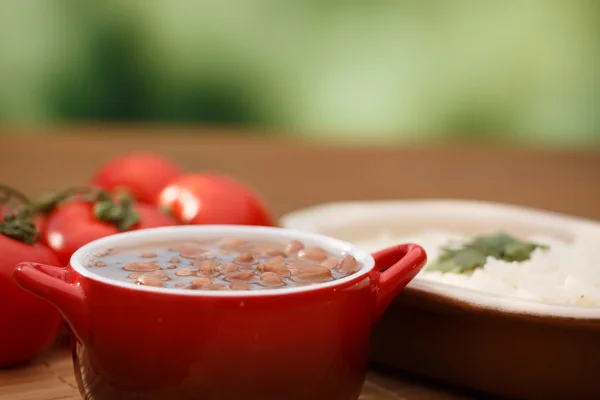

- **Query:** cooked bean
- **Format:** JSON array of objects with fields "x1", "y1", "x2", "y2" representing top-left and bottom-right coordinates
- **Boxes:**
[
  {"x1": 196, "y1": 262, "x2": 220, "y2": 276},
  {"x1": 230, "y1": 281, "x2": 251, "y2": 290},
  {"x1": 321, "y1": 258, "x2": 338, "y2": 269},
  {"x1": 259, "y1": 272, "x2": 285, "y2": 287},
  {"x1": 94, "y1": 261, "x2": 107, "y2": 267},
  {"x1": 180, "y1": 251, "x2": 215, "y2": 260},
  {"x1": 123, "y1": 262, "x2": 161, "y2": 272},
  {"x1": 250, "y1": 243, "x2": 286, "y2": 257},
  {"x1": 167, "y1": 265, "x2": 178, "y2": 270},
  {"x1": 218, "y1": 239, "x2": 248, "y2": 250},
  {"x1": 297, "y1": 247, "x2": 328, "y2": 261},
  {"x1": 234, "y1": 252, "x2": 255, "y2": 264},
  {"x1": 285, "y1": 240, "x2": 305, "y2": 254},
  {"x1": 190, "y1": 277, "x2": 213, "y2": 288},
  {"x1": 168, "y1": 243, "x2": 203, "y2": 253},
  {"x1": 206, "y1": 283, "x2": 228, "y2": 291},
  {"x1": 93, "y1": 249, "x2": 112, "y2": 257},
  {"x1": 292, "y1": 265, "x2": 332, "y2": 283},
  {"x1": 258, "y1": 256, "x2": 291, "y2": 277},
  {"x1": 175, "y1": 268, "x2": 195, "y2": 277},
  {"x1": 141, "y1": 271, "x2": 171, "y2": 281},
  {"x1": 220, "y1": 263, "x2": 239, "y2": 274},
  {"x1": 168, "y1": 257, "x2": 181, "y2": 263},
  {"x1": 190, "y1": 259, "x2": 221, "y2": 268},
  {"x1": 128, "y1": 272, "x2": 142, "y2": 279},
  {"x1": 338, "y1": 255, "x2": 359, "y2": 275},
  {"x1": 136, "y1": 274, "x2": 164, "y2": 288},
  {"x1": 140, "y1": 252, "x2": 158, "y2": 258},
  {"x1": 226, "y1": 271, "x2": 254, "y2": 281}
]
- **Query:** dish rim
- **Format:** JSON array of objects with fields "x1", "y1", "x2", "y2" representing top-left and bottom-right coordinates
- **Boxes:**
[{"x1": 280, "y1": 199, "x2": 600, "y2": 319}]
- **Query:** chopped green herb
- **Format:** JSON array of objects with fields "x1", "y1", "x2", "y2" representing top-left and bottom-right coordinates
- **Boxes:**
[{"x1": 425, "y1": 232, "x2": 549, "y2": 274}]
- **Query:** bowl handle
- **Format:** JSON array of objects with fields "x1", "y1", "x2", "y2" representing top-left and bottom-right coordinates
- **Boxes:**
[
  {"x1": 371, "y1": 243, "x2": 427, "y2": 321},
  {"x1": 14, "y1": 262, "x2": 89, "y2": 343}
]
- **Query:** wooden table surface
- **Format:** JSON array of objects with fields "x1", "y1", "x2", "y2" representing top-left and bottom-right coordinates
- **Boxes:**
[{"x1": 0, "y1": 128, "x2": 599, "y2": 400}]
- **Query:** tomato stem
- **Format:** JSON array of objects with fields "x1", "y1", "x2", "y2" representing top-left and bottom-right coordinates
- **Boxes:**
[
  {"x1": 93, "y1": 191, "x2": 140, "y2": 231},
  {"x1": 31, "y1": 186, "x2": 99, "y2": 215},
  {"x1": 33, "y1": 185, "x2": 141, "y2": 231},
  {"x1": 0, "y1": 184, "x2": 40, "y2": 244},
  {"x1": 0, "y1": 214, "x2": 40, "y2": 244}
]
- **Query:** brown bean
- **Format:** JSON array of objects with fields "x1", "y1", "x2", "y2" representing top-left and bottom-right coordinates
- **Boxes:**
[
  {"x1": 140, "y1": 252, "x2": 158, "y2": 258},
  {"x1": 167, "y1": 265, "x2": 178, "y2": 270},
  {"x1": 168, "y1": 257, "x2": 181, "y2": 263},
  {"x1": 250, "y1": 243, "x2": 286, "y2": 257},
  {"x1": 94, "y1": 261, "x2": 107, "y2": 267},
  {"x1": 175, "y1": 283, "x2": 185, "y2": 288},
  {"x1": 218, "y1": 239, "x2": 248, "y2": 250},
  {"x1": 297, "y1": 247, "x2": 328, "y2": 261},
  {"x1": 190, "y1": 277, "x2": 213, "y2": 288},
  {"x1": 123, "y1": 262, "x2": 161, "y2": 272},
  {"x1": 266, "y1": 249, "x2": 286, "y2": 257},
  {"x1": 338, "y1": 255, "x2": 359, "y2": 275},
  {"x1": 180, "y1": 251, "x2": 215, "y2": 260},
  {"x1": 226, "y1": 271, "x2": 254, "y2": 281},
  {"x1": 258, "y1": 256, "x2": 291, "y2": 277},
  {"x1": 230, "y1": 281, "x2": 251, "y2": 290},
  {"x1": 175, "y1": 268, "x2": 195, "y2": 277},
  {"x1": 128, "y1": 272, "x2": 142, "y2": 279},
  {"x1": 286, "y1": 262, "x2": 302, "y2": 274},
  {"x1": 194, "y1": 261, "x2": 220, "y2": 276},
  {"x1": 321, "y1": 258, "x2": 338, "y2": 269},
  {"x1": 292, "y1": 265, "x2": 332, "y2": 283},
  {"x1": 142, "y1": 271, "x2": 171, "y2": 281},
  {"x1": 220, "y1": 263, "x2": 239, "y2": 274},
  {"x1": 168, "y1": 242, "x2": 203, "y2": 253},
  {"x1": 93, "y1": 249, "x2": 112, "y2": 257},
  {"x1": 259, "y1": 272, "x2": 285, "y2": 287},
  {"x1": 234, "y1": 252, "x2": 255, "y2": 264},
  {"x1": 135, "y1": 274, "x2": 164, "y2": 288},
  {"x1": 285, "y1": 240, "x2": 305, "y2": 254},
  {"x1": 190, "y1": 259, "x2": 221, "y2": 268},
  {"x1": 206, "y1": 283, "x2": 228, "y2": 291}
]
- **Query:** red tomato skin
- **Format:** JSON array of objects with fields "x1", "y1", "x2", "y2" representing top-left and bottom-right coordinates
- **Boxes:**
[
  {"x1": 34, "y1": 214, "x2": 48, "y2": 244},
  {"x1": 90, "y1": 153, "x2": 183, "y2": 204},
  {"x1": 134, "y1": 203, "x2": 180, "y2": 230},
  {"x1": 44, "y1": 202, "x2": 177, "y2": 265},
  {"x1": 157, "y1": 174, "x2": 274, "y2": 226},
  {"x1": 0, "y1": 236, "x2": 63, "y2": 368}
]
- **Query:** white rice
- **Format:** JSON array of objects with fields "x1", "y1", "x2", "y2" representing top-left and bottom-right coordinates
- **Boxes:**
[{"x1": 355, "y1": 229, "x2": 600, "y2": 306}]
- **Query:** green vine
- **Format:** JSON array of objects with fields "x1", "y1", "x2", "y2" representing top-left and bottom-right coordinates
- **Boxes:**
[
  {"x1": 0, "y1": 184, "x2": 39, "y2": 244},
  {"x1": 32, "y1": 186, "x2": 140, "y2": 231}
]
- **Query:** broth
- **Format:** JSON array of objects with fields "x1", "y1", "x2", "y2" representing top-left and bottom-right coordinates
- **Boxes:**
[{"x1": 84, "y1": 237, "x2": 362, "y2": 291}]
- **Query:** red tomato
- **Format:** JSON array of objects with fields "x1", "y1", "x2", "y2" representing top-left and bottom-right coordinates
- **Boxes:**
[
  {"x1": 0, "y1": 234, "x2": 63, "y2": 368},
  {"x1": 157, "y1": 174, "x2": 274, "y2": 226},
  {"x1": 44, "y1": 202, "x2": 177, "y2": 265},
  {"x1": 34, "y1": 214, "x2": 47, "y2": 242},
  {"x1": 90, "y1": 153, "x2": 183, "y2": 204}
]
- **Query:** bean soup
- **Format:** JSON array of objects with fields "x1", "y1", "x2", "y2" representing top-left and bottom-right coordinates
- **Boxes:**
[{"x1": 84, "y1": 238, "x2": 362, "y2": 290}]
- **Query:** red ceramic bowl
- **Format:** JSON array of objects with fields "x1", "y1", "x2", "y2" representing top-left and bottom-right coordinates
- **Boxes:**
[{"x1": 13, "y1": 225, "x2": 426, "y2": 400}]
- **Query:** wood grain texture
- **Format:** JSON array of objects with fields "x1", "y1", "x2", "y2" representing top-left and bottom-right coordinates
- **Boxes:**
[
  {"x1": 0, "y1": 128, "x2": 599, "y2": 220},
  {"x1": 0, "y1": 344, "x2": 471, "y2": 400},
  {"x1": 0, "y1": 128, "x2": 598, "y2": 399}
]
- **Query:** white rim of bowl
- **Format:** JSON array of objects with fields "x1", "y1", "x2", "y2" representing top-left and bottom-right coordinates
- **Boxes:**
[{"x1": 70, "y1": 225, "x2": 375, "y2": 297}]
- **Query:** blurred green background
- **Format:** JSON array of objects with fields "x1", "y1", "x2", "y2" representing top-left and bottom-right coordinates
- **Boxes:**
[{"x1": 1, "y1": 1, "x2": 599, "y2": 147}]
